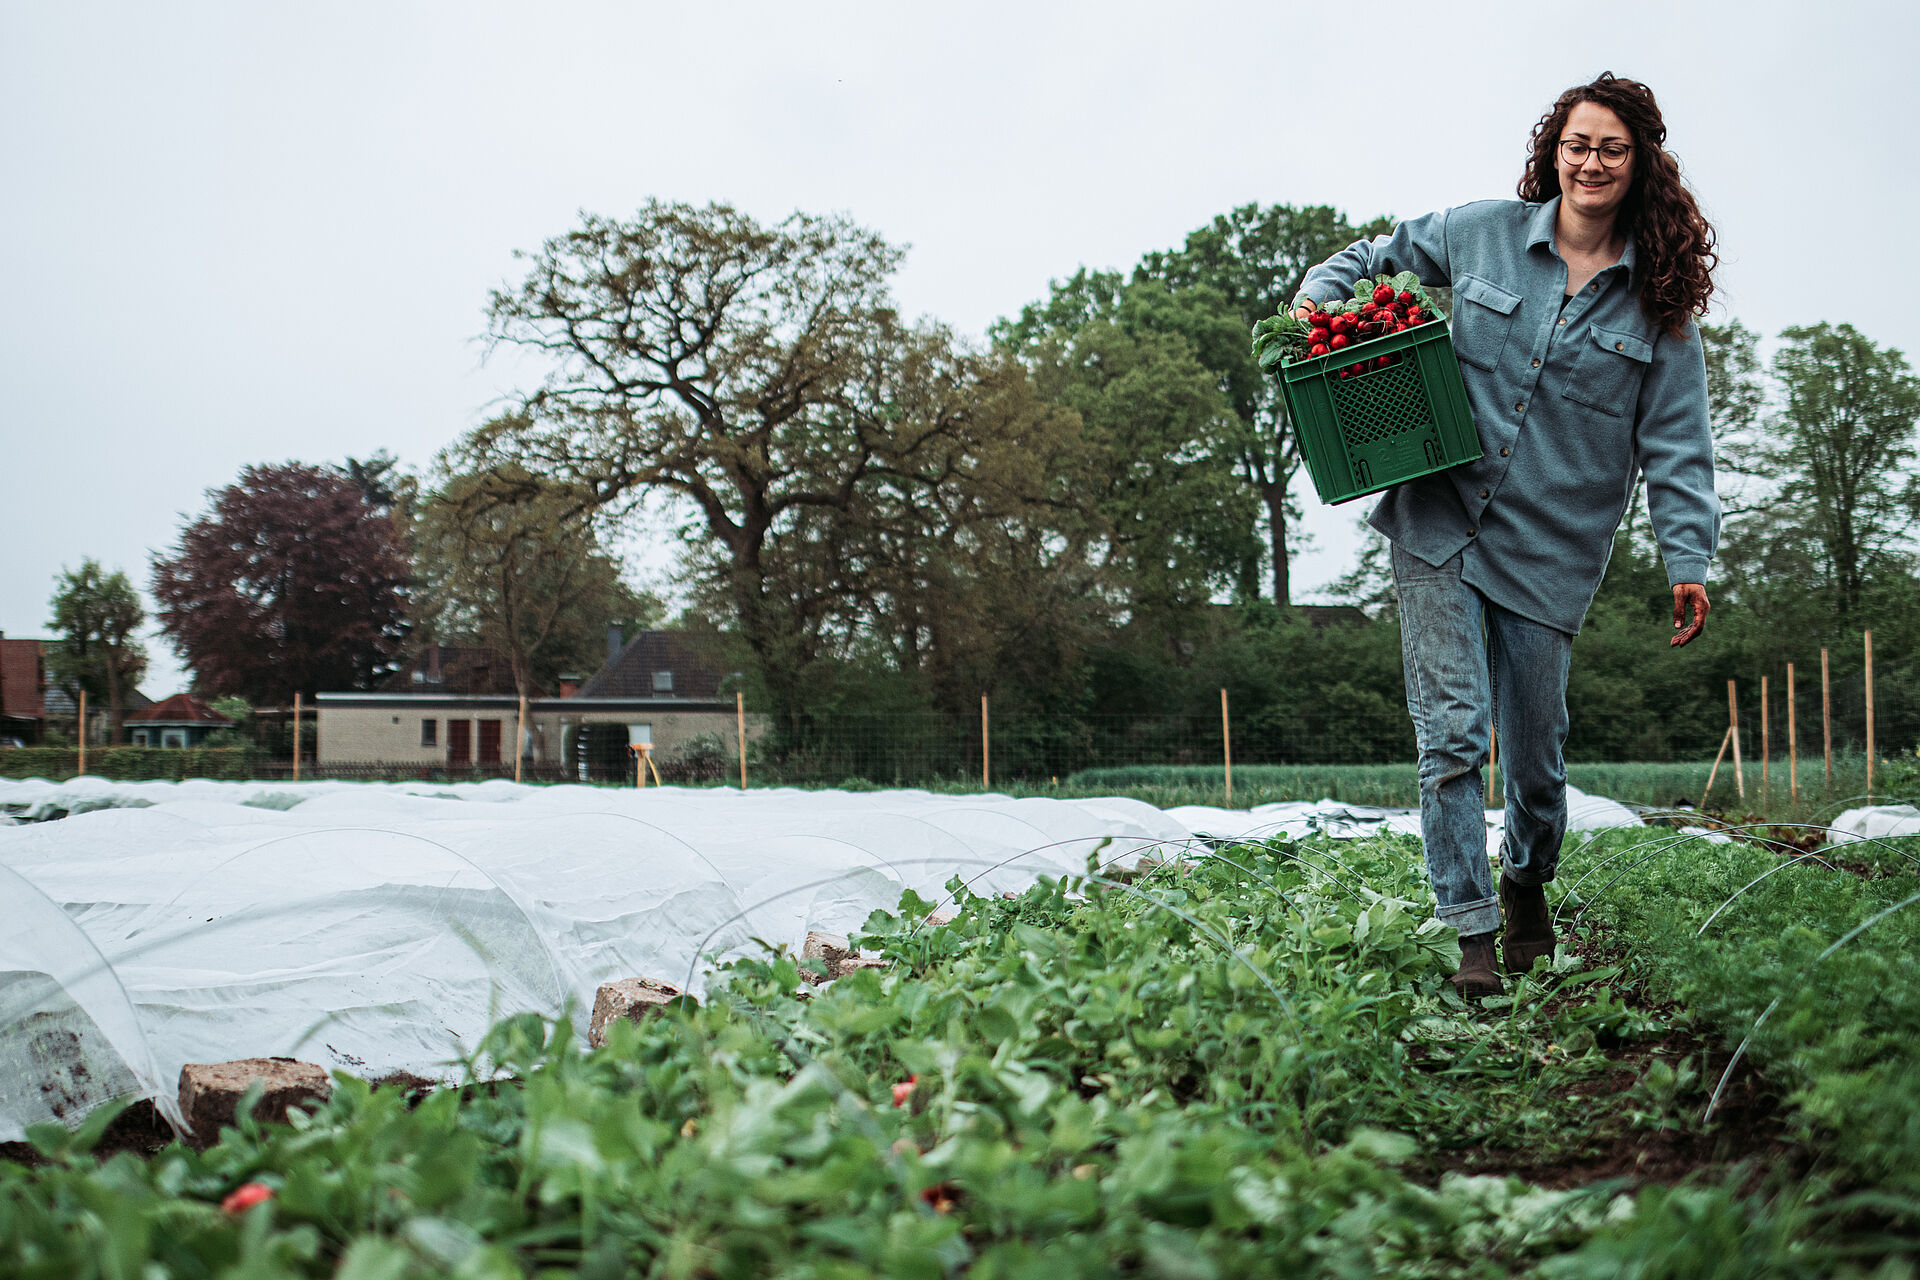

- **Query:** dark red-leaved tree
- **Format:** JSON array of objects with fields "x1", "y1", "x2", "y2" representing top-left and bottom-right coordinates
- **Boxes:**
[{"x1": 151, "y1": 463, "x2": 410, "y2": 702}]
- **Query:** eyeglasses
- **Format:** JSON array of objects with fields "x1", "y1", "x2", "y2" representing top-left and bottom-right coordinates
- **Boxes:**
[{"x1": 1559, "y1": 139, "x2": 1633, "y2": 168}]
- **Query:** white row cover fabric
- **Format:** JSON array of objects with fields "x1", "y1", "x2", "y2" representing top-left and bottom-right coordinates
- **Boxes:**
[
  {"x1": 1165, "y1": 784, "x2": 1639, "y2": 854},
  {"x1": 1828, "y1": 804, "x2": 1920, "y2": 845},
  {"x1": 0, "y1": 780, "x2": 1199, "y2": 1140}
]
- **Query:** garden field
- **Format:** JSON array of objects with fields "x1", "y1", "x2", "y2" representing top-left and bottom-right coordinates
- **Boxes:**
[{"x1": 2, "y1": 778, "x2": 1919, "y2": 1276}]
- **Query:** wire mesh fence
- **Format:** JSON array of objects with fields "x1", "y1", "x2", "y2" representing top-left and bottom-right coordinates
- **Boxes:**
[{"x1": 5, "y1": 653, "x2": 1913, "y2": 794}]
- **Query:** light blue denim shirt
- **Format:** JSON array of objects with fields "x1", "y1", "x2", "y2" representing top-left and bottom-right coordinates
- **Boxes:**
[{"x1": 1295, "y1": 196, "x2": 1719, "y2": 634}]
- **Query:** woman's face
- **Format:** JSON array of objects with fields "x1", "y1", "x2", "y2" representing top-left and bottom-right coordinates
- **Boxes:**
[{"x1": 1557, "y1": 100, "x2": 1634, "y2": 222}]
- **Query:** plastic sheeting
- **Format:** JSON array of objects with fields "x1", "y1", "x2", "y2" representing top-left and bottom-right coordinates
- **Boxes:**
[
  {"x1": 0, "y1": 780, "x2": 1198, "y2": 1140},
  {"x1": 1828, "y1": 804, "x2": 1920, "y2": 845},
  {"x1": 1165, "y1": 784, "x2": 1640, "y2": 854},
  {"x1": 0, "y1": 776, "x2": 1649, "y2": 1141}
]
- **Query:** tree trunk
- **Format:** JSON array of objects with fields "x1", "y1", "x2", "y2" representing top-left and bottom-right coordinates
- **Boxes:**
[
  {"x1": 1263, "y1": 479, "x2": 1291, "y2": 607},
  {"x1": 105, "y1": 650, "x2": 123, "y2": 743}
]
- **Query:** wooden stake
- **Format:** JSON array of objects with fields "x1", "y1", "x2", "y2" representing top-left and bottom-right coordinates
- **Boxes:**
[
  {"x1": 514, "y1": 693, "x2": 527, "y2": 784},
  {"x1": 1761, "y1": 675, "x2": 1770, "y2": 802},
  {"x1": 292, "y1": 692, "x2": 302, "y2": 783},
  {"x1": 1704, "y1": 724, "x2": 1732, "y2": 801},
  {"x1": 1787, "y1": 662, "x2": 1798, "y2": 803},
  {"x1": 1220, "y1": 688, "x2": 1233, "y2": 806},
  {"x1": 736, "y1": 691, "x2": 747, "y2": 791},
  {"x1": 980, "y1": 694, "x2": 990, "y2": 792},
  {"x1": 1821, "y1": 648, "x2": 1832, "y2": 791},
  {"x1": 1485, "y1": 721, "x2": 1499, "y2": 808},
  {"x1": 1728, "y1": 680, "x2": 1744, "y2": 800},
  {"x1": 1865, "y1": 629, "x2": 1876, "y2": 801},
  {"x1": 77, "y1": 688, "x2": 87, "y2": 777}
]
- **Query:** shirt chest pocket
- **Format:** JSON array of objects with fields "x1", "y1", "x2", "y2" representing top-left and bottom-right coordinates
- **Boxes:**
[
  {"x1": 1562, "y1": 323, "x2": 1653, "y2": 417},
  {"x1": 1450, "y1": 274, "x2": 1522, "y2": 372}
]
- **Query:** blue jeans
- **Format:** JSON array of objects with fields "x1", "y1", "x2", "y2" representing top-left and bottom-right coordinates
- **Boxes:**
[{"x1": 1391, "y1": 543, "x2": 1573, "y2": 938}]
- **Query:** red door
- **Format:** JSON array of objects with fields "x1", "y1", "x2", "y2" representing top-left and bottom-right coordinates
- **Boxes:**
[
  {"x1": 448, "y1": 719, "x2": 472, "y2": 765},
  {"x1": 477, "y1": 719, "x2": 502, "y2": 766}
]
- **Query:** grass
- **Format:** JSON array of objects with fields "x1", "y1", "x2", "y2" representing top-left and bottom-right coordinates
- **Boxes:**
[{"x1": 1046, "y1": 754, "x2": 1916, "y2": 821}]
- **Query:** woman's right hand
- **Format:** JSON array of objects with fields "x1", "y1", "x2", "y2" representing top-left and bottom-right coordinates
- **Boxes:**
[{"x1": 1294, "y1": 299, "x2": 1316, "y2": 320}]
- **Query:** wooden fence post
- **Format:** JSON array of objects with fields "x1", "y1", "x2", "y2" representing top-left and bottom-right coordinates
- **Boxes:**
[
  {"x1": 292, "y1": 692, "x2": 302, "y2": 783},
  {"x1": 1704, "y1": 725, "x2": 1733, "y2": 802},
  {"x1": 1728, "y1": 680, "x2": 1745, "y2": 800},
  {"x1": 737, "y1": 692, "x2": 748, "y2": 791},
  {"x1": 980, "y1": 694, "x2": 990, "y2": 792},
  {"x1": 1787, "y1": 662, "x2": 1798, "y2": 803},
  {"x1": 1760, "y1": 675, "x2": 1770, "y2": 802},
  {"x1": 1220, "y1": 688, "x2": 1233, "y2": 806},
  {"x1": 77, "y1": 688, "x2": 87, "y2": 778},
  {"x1": 1485, "y1": 722, "x2": 1499, "y2": 808},
  {"x1": 1822, "y1": 648, "x2": 1833, "y2": 791},
  {"x1": 1865, "y1": 630, "x2": 1876, "y2": 801}
]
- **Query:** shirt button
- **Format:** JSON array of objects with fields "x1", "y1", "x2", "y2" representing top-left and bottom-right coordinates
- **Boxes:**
[
  {"x1": 1515, "y1": 402, "x2": 1525, "y2": 413},
  {"x1": 1614, "y1": 341, "x2": 1625, "y2": 351},
  {"x1": 1531, "y1": 358, "x2": 1541, "y2": 368},
  {"x1": 1557, "y1": 317, "x2": 1567, "y2": 326},
  {"x1": 1466, "y1": 528, "x2": 1477, "y2": 537},
  {"x1": 1499, "y1": 446, "x2": 1510, "y2": 457},
  {"x1": 1479, "y1": 488, "x2": 1490, "y2": 498},
  {"x1": 1590, "y1": 283, "x2": 1598, "y2": 290}
]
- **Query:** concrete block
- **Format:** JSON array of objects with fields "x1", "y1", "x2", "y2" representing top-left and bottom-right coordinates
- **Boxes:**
[
  {"x1": 589, "y1": 977, "x2": 683, "y2": 1048},
  {"x1": 178, "y1": 1057, "x2": 331, "y2": 1146}
]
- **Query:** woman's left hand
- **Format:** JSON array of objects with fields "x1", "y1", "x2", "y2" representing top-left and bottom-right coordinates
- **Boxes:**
[{"x1": 1670, "y1": 584, "x2": 1710, "y2": 647}]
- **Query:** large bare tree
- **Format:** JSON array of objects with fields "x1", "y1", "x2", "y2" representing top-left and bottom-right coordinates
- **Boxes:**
[{"x1": 477, "y1": 200, "x2": 1079, "y2": 717}]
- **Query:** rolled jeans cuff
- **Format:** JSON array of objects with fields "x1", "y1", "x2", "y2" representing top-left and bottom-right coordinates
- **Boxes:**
[
  {"x1": 1498, "y1": 850, "x2": 1553, "y2": 889},
  {"x1": 1436, "y1": 895, "x2": 1500, "y2": 939}
]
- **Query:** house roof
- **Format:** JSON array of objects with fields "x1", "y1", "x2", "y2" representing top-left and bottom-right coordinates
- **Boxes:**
[
  {"x1": 379, "y1": 643, "x2": 527, "y2": 696},
  {"x1": 126, "y1": 693, "x2": 234, "y2": 726},
  {"x1": 0, "y1": 637, "x2": 46, "y2": 721},
  {"x1": 43, "y1": 680, "x2": 154, "y2": 717},
  {"x1": 579, "y1": 631, "x2": 736, "y2": 700}
]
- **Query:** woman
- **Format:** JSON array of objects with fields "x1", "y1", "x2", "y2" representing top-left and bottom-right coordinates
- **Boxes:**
[{"x1": 1293, "y1": 72, "x2": 1720, "y2": 997}]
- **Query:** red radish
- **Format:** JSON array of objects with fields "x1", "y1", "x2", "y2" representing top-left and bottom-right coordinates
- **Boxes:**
[
  {"x1": 1398, "y1": 290, "x2": 1416, "y2": 306},
  {"x1": 1309, "y1": 328, "x2": 1330, "y2": 344},
  {"x1": 1406, "y1": 307, "x2": 1424, "y2": 323},
  {"x1": 1329, "y1": 334, "x2": 1349, "y2": 349},
  {"x1": 1349, "y1": 362, "x2": 1366, "y2": 376},
  {"x1": 1372, "y1": 283, "x2": 1395, "y2": 305},
  {"x1": 1376, "y1": 355, "x2": 1393, "y2": 369},
  {"x1": 222, "y1": 1183, "x2": 275, "y2": 1214},
  {"x1": 1309, "y1": 342, "x2": 1330, "y2": 357}
]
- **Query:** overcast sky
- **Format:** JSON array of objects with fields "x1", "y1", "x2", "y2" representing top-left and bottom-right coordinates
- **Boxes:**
[{"x1": 5, "y1": 0, "x2": 1914, "y2": 697}]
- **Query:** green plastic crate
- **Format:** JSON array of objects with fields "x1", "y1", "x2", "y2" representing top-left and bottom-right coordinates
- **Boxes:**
[{"x1": 1277, "y1": 319, "x2": 1481, "y2": 505}]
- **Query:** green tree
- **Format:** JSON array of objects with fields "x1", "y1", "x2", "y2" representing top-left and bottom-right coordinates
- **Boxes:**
[
  {"x1": 1747, "y1": 323, "x2": 1920, "y2": 619},
  {"x1": 1136, "y1": 203, "x2": 1394, "y2": 603},
  {"x1": 411, "y1": 452, "x2": 663, "y2": 697},
  {"x1": 994, "y1": 272, "x2": 1261, "y2": 632},
  {"x1": 46, "y1": 560, "x2": 148, "y2": 741}
]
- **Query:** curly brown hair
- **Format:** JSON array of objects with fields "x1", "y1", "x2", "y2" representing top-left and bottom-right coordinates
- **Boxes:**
[{"x1": 1517, "y1": 72, "x2": 1717, "y2": 337}]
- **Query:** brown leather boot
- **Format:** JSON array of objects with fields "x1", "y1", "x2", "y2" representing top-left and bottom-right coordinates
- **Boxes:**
[
  {"x1": 1499, "y1": 873, "x2": 1556, "y2": 976},
  {"x1": 1449, "y1": 931, "x2": 1504, "y2": 998}
]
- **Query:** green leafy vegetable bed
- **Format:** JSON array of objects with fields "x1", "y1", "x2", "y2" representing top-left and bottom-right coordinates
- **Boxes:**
[{"x1": 3, "y1": 831, "x2": 1915, "y2": 1277}]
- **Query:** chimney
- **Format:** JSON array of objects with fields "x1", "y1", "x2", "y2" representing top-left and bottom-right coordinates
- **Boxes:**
[
  {"x1": 605, "y1": 626, "x2": 623, "y2": 665},
  {"x1": 425, "y1": 642, "x2": 442, "y2": 685},
  {"x1": 558, "y1": 674, "x2": 582, "y2": 699}
]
